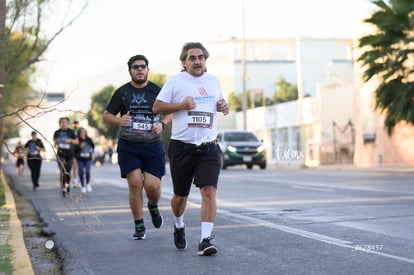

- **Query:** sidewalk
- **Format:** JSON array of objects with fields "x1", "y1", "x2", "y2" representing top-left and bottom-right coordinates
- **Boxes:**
[{"x1": 1, "y1": 171, "x2": 34, "y2": 275}]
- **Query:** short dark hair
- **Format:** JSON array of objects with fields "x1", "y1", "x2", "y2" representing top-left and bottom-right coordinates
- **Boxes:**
[
  {"x1": 127, "y1": 55, "x2": 149, "y2": 69},
  {"x1": 179, "y1": 42, "x2": 209, "y2": 62},
  {"x1": 59, "y1": 117, "x2": 70, "y2": 123}
]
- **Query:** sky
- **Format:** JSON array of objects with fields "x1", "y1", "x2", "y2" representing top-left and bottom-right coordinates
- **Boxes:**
[{"x1": 34, "y1": 0, "x2": 377, "y2": 93}]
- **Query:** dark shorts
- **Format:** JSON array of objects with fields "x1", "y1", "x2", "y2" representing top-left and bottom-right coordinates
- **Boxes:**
[
  {"x1": 117, "y1": 138, "x2": 166, "y2": 179},
  {"x1": 16, "y1": 158, "x2": 24, "y2": 167},
  {"x1": 168, "y1": 139, "x2": 222, "y2": 196}
]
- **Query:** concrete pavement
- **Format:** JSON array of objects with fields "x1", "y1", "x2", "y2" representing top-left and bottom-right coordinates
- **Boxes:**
[{"x1": 1, "y1": 160, "x2": 413, "y2": 274}]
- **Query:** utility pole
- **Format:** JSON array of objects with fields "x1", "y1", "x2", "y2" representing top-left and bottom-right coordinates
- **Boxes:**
[
  {"x1": 295, "y1": 34, "x2": 307, "y2": 167},
  {"x1": 241, "y1": 0, "x2": 247, "y2": 130},
  {"x1": 0, "y1": 0, "x2": 6, "y2": 171}
]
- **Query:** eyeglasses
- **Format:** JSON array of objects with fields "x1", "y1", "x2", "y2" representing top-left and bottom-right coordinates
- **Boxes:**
[{"x1": 131, "y1": 64, "x2": 147, "y2": 70}]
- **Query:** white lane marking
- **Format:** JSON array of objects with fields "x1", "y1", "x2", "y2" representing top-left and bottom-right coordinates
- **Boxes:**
[
  {"x1": 291, "y1": 184, "x2": 335, "y2": 192},
  {"x1": 159, "y1": 190, "x2": 414, "y2": 265},
  {"x1": 261, "y1": 178, "x2": 414, "y2": 195},
  {"x1": 106, "y1": 178, "x2": 414, "y2": 264},
  {"x1": 216, "y1": 207, "x2": 414, "y2": 264}
]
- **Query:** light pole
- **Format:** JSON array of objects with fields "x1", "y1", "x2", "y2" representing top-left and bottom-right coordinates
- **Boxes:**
[
  {"x1": 295, "y1": 34, "x2": 307, "y2": 167},
  {"x1": 241, "y1": 0, "x2": 248, "y2": 130},
  {"x1": 281, "y1": 0, "x2": 307, "y2": 166}
]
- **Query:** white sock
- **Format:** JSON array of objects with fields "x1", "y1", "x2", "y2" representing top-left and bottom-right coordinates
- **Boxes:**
[
  {"x1": 201, "y1": 222, "x2": 214, "y2": 242},
  {"x1": 174, "y1": 215, "x2": 185, "y2": 228}
]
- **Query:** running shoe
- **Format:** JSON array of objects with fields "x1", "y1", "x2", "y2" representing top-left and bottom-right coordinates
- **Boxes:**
[
  {"x1": 72, "y1": 178, "x2": 80, "y2": 189},
  {"x1": 174, "y1": 226, "x2": 187, "y2": 250},
  {"x1": 198, "y1": 236, "x2": 217, "y2": 256},
  {"x1": 148, "y1": 203, "x2": 163, "y2": 228},
  {"x1": 61, "y1": 188, "x2": 68, "y2": 197},
  {"x1": 133, "y1": 226, "x2": 146, "y2": 240},
  {"x1": 86, "y1": 184, "x2": 92, "y2": 192}
]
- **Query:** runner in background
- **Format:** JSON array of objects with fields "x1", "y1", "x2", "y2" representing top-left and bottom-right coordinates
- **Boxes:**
[
  {"x1": 13, "y1": 141, "x2": 25, "y2": 177},
  {"x1": 53, "y1": 117, "x2": 79, "y2": 197},
  {"x1": 74, "y1": 127, "x2": 95, "y2": 193},
  {"x1": 72, "y1": 120, "x2": 80, "y2": 188},
  {"x1": 24, "y1": 131, "x2": 46, "y2": 190}
]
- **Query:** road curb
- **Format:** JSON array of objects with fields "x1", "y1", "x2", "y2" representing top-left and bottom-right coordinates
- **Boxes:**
[{"x1": 1, "y1": 172, "x2": 35, "y2": 275}]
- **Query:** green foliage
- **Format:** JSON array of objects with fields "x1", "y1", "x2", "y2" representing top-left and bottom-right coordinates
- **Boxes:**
[
  {"x1": 227, "y1": 90, "x2": 270, "y2": 111},
  {"x1": 87, "y1": 85, "x2": 119, "y2": 140},
  {"x1": 272, "y1": 77, "x2": 298, "y2": 103},
  {"x1": 2, "y1": 29, "x2": 44, "y2": 139},
  {"x1": 0, "y1": 242, "x2": 12, "y2": 274},
  {"x1": 228, "y1": 91, "x2": 242, "y2": 111},
  {"x1": 0, "y1": 178, "x2": 5, "y2": 206},
  {"x1": 0, "y1": 179, "x2": 13, "y2": 275},
  {"x1": 228, "y1": 77, "x2": 299, "y2": 111},
  {"x1": 1, "y1": 0, "x2": 87, "y2": 139},
  {"x1": 357, "y1": 0, "x2": 414, "y2": 135},
  {"x1": 148, "y1": 73, "x2": 167, "y2": 88}
]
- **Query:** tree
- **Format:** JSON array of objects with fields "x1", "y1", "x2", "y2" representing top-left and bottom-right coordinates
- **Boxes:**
[
  {"x1": 87, "y1": 85, "x2": 118, "y2": 141},
  {"x1": 357, "y1": 0, "x2": 414, "y2": 135},
  {"x1": 0, "y1": 0, "x2": 88, "y2": 138},
  {"x1": 148, "y1": 73, "x2": 167, "y2": 88},
  {"x1": 228, "y1": 91, "x2": 242, "y2": 111},
  {"x1": 0, "y1": 0, "x2": 88, "y2": 167},
  {"x1": 272, "y1": 77, "x2": 298, "y2": 104}
]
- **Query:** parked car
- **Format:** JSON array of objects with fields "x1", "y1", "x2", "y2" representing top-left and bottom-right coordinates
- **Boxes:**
[{"x1": 217, "y1": 130, "x2": 266, "y2": 170}]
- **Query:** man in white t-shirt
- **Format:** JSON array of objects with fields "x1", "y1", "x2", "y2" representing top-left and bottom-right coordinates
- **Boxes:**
[{"x1": 153, "y1": 42, "x2": 229, "y2": 256}]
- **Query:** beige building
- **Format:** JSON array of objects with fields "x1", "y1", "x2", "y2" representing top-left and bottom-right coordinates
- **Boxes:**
[
  {"x1": 354, "y1": 79, "x2": 414, "y2": 167},
  {"x1": 209, "y1": 37, "x2": 414, "y2": 168}
]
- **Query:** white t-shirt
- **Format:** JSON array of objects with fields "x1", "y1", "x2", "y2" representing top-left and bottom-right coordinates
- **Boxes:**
[{"x1": 156, "y1": 72, "x2": 224, "y2": 145}]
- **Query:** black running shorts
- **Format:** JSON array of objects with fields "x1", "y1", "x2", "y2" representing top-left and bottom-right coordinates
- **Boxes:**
[{"x1": 168, "y1": 139, "x2": 221, "y2": 196}]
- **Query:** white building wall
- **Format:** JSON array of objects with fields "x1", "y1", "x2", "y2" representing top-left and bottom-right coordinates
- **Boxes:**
[
  {"x1": 208, "y1": 38, "x2": 355, "y2": 167},
  {"x1": 234, "y1": 97, "x2": 318, "y2": 166},
  {"x1": 211, "y1": 38, "x2": 355, "y2": 100}
]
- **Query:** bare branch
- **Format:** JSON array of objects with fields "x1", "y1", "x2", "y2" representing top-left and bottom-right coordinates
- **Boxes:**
[{"x1": 27, "y1": 1, "x2": 89, "y2": 66}]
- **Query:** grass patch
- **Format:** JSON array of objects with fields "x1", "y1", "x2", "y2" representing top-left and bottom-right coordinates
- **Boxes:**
[
  {"x1": 0, "y1": 177, "x2": 13, "y2": 275},
  {"x1": 0, "y1": 178, "x2": 5, "y2": 206},
  {"x1": 0, "y1": 243, "x2": 13, "y2": 274}
]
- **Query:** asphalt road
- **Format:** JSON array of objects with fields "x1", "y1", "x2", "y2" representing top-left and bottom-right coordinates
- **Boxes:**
[{"x1": 4, "y1": 160, "x2": 414, "y2": 275}]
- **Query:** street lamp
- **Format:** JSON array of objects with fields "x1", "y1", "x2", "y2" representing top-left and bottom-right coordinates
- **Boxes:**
[
  {"x1": 295, "y1": 33, "x2": 307, "y2": 167},
  {"x1": 241, "y1": 0, "x2": 248, "y2": 130},
  {"x1": 281, "y1": 0, "x2": 307, "y2": 166}
]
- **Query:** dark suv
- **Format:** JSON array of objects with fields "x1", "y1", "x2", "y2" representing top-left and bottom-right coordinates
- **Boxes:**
[{"x1": 217, "y1": 130, "x2": 266, "y2": 170}]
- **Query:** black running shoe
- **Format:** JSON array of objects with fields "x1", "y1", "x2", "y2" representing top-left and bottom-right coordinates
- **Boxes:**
[
  {"x1": 133, "y1": 227, "x2": 146, "y2": 240},
  {"x1": 61, "y1": 188, "x2": 68, "y2": 197},
  {"x1": 198, "y1": 236, "x2": 217, "y2": 256},
  {"x1": 174, "y1": 226, "x2": 187, "y2": 250},
  {"x1": 148, "y1": 203, "x2": 163, "y2": 228}
]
